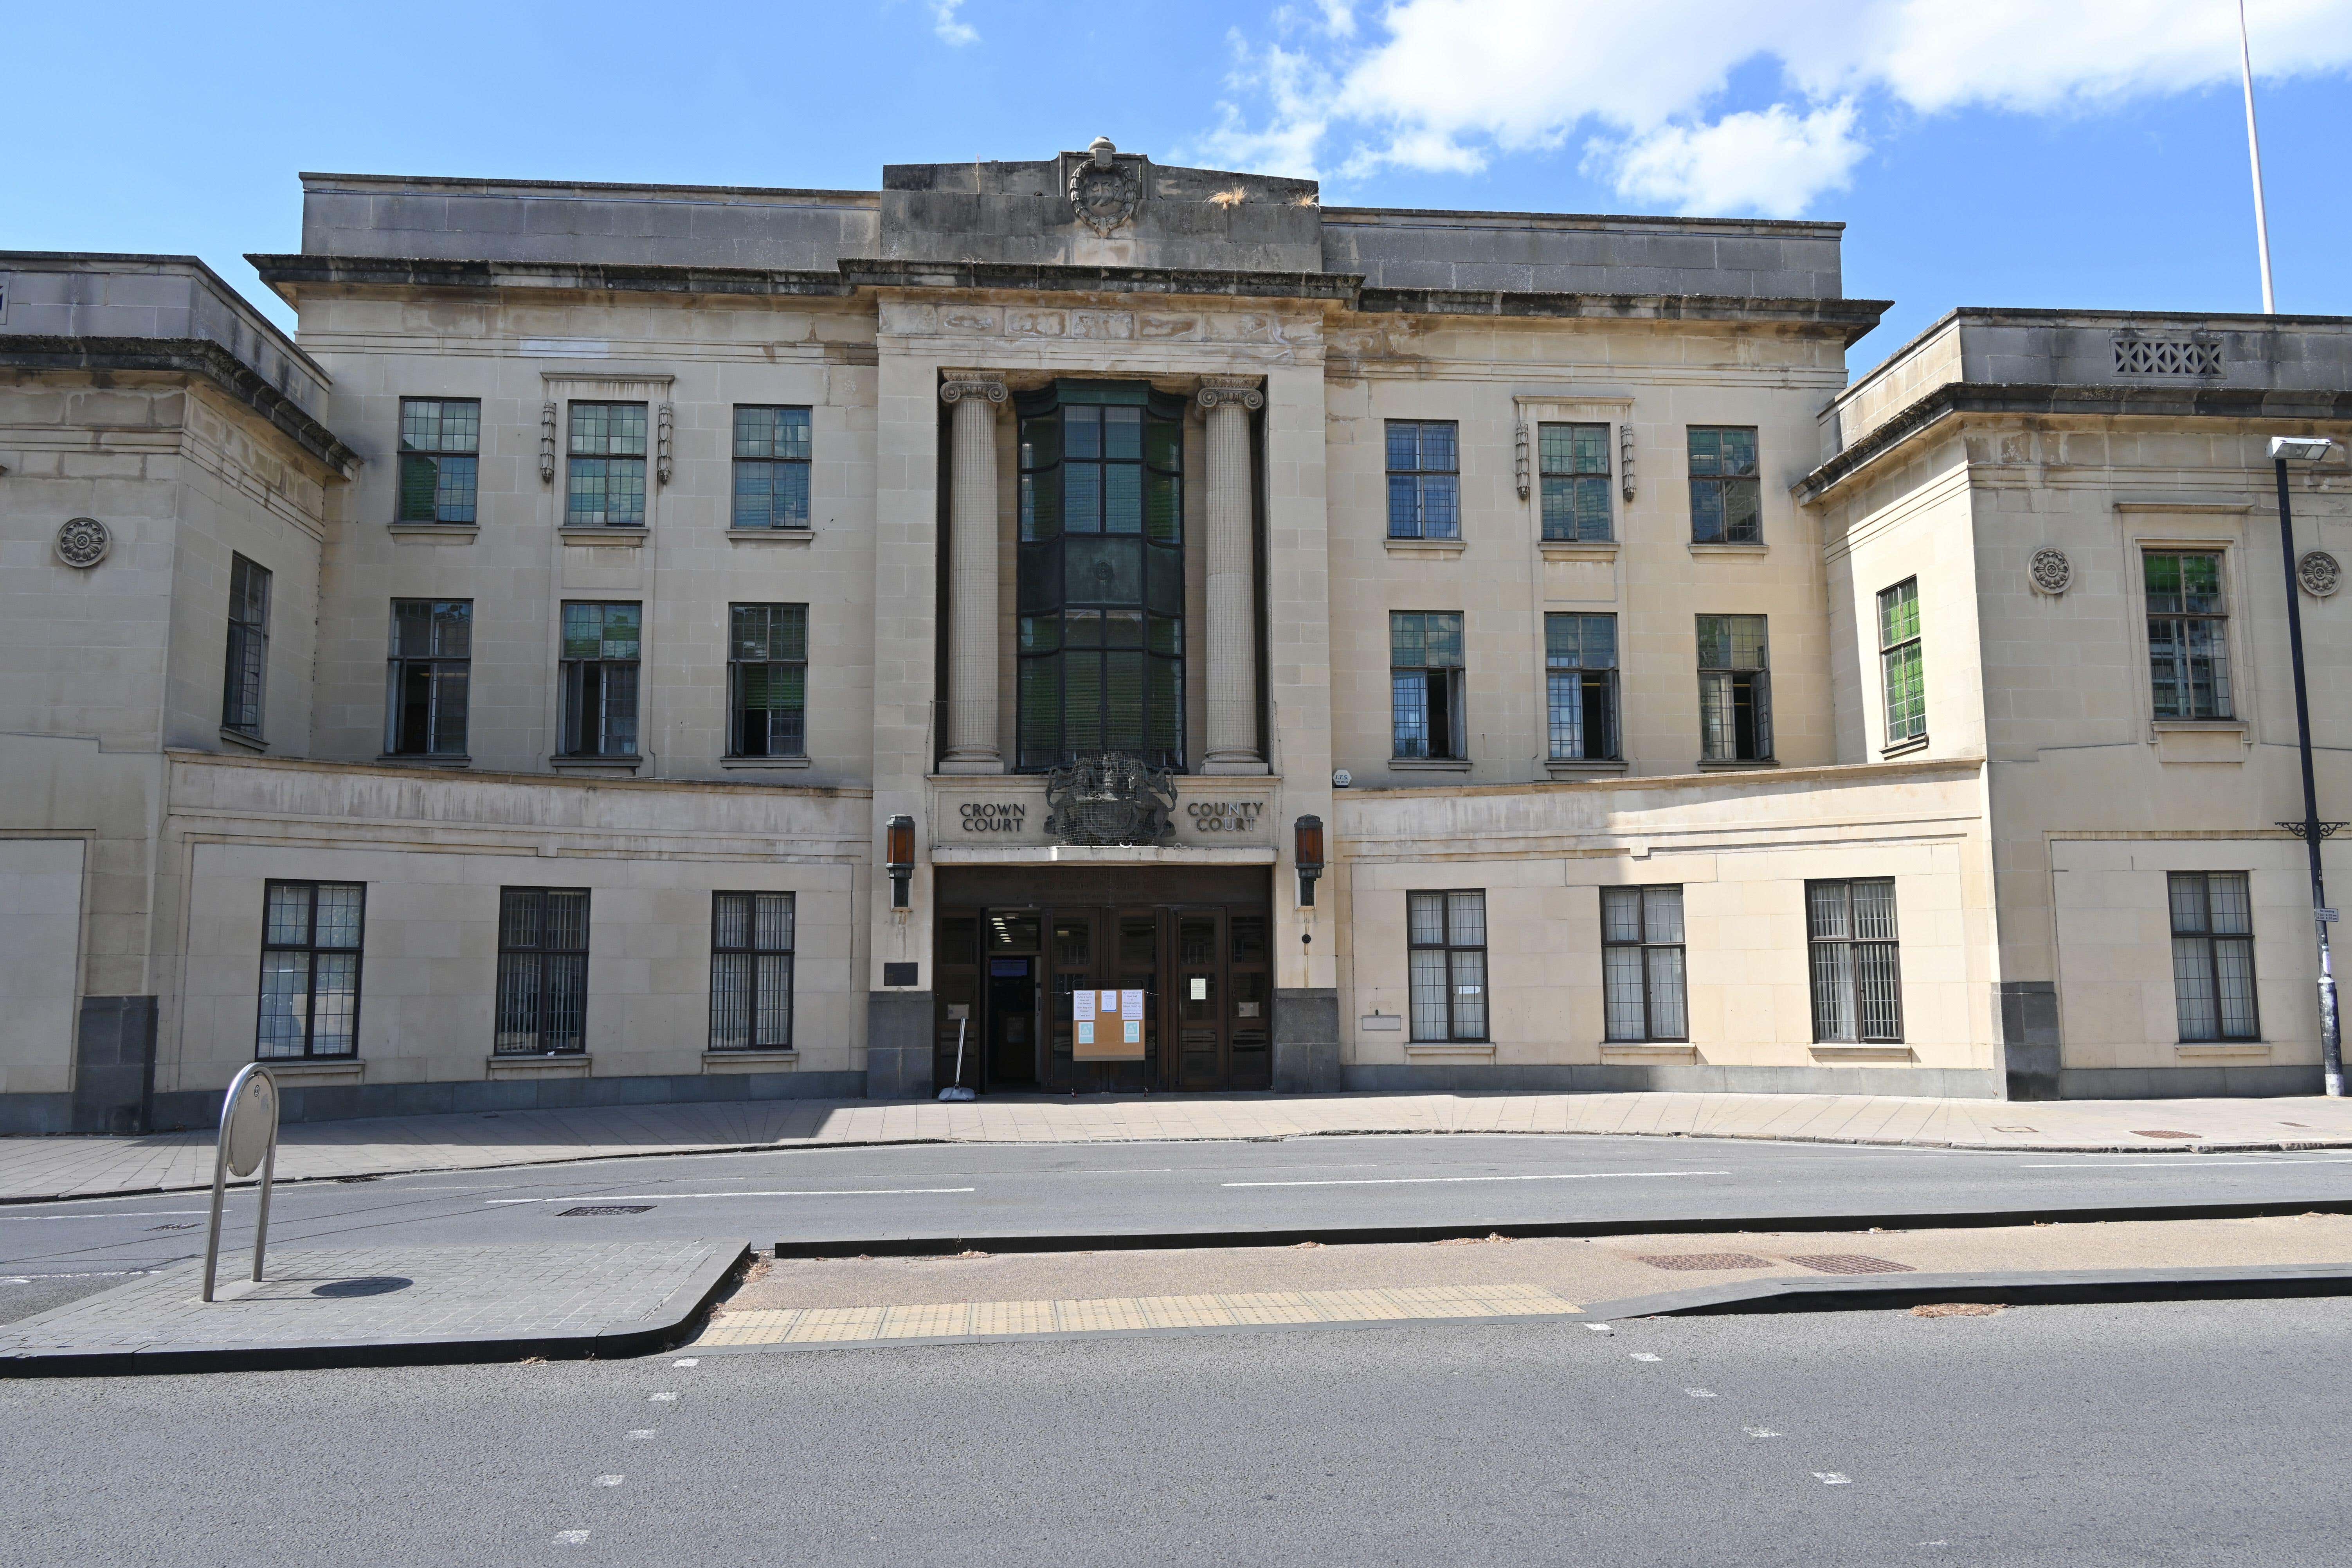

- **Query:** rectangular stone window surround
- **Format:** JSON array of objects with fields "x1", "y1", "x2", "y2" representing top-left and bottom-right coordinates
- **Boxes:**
[
  {"x1": 542, "y1": 370, "x2": 674, "y2": 542},
  {"x1": 2116, "y1": 507, "x2": 2257, "y2": 763},
  {"x1": 1515, "y1": 393, "x2": 1634, "y2": 562}
]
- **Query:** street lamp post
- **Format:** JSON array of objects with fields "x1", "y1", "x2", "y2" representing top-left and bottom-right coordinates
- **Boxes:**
[{"x1": 2270, "y1": 436, "x2": 2344, "y2": 1096}]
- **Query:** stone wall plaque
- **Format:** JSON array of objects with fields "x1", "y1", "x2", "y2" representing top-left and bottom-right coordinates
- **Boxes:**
[
  {"x1": 2298, "y1": 549, "x2": 2341, "y2": 598},
  {"x1": 54, "y1": 517, "x2": 110, "y2": 569},
  {"x1": 2028, "y1": 547, "x2": 2072, "y2": 596}
]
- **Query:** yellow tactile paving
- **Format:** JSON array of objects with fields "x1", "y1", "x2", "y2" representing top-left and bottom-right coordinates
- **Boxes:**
[{"x1": 692, "y1": 1283, "x2": 1581, "y2": 1349}]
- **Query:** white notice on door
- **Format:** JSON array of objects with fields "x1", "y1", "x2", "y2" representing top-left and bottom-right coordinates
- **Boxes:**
[
  {"x1": 1124, "y1": 1020, "x2": 1141, "y2": 1044},
  {"x1": 1073, "y1": 990, "x2": 1095, "y2": 1020},
  {"x1": 1189, "y1": 977, "x2": 1207, "y2": 1001},
  {"x1": 1120, "y1": 988, "x2": 1145, "y2": 1021},
  {"x1": 1077, "y1": 1021, "x2": 1095, "y2": 1046}
]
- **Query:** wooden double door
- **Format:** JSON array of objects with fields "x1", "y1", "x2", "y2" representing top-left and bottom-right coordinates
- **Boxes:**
[{"x1": 935, "y1": 888, "x2": 1273, "y2": 1095}]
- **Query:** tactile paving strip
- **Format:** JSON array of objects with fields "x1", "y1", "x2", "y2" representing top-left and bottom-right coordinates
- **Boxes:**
[
  {"x1": 1784, "y1": 1254, "x2": 1916, "y2": 1275},
  {"x1": 1635, "y1": 1254, "x2": 1774, "y2": 1272}
]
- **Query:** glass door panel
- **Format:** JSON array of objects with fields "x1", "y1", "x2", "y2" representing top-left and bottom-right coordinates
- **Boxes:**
[
  {"x1": 1228, "y1": 911, "x2": 1271, "y2": 1089},
  {"x1": 1175, "y1": 911, "x2": 1224, "y2": 1090}
]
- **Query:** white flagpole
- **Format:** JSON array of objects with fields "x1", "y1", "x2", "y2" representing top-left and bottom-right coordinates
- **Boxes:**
[{"x1": 2239, "y1": 0, "x2": 2278, "y2": 313}]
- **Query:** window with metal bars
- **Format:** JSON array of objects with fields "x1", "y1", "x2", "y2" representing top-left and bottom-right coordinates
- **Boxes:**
[
  {"x1": 1697, "y1": 614, "x2": 1771, "y2": 762},
  {"x1": 1688, "y1": 426, "x2": 1761, "y2": 543},
  {"x1": 1539, "y1": 423, "x2": 1612, "y2": 542},
  {"x1": 396, "y1": 398, "x2": 481, "y2": 524},
  {"x1": 222, "y1": 554, "x2": 270, "y2": 738},
  {"x1": 1878, "y1": 578, "x2": 1925, "y2": 745},
  {"x1": 1386, "y1": 421, "x2": 1460, "y2": 540},
  {"x1": 710, "y1": 892, "x2": 794, "y2": 1050},
  {"x1": 732, "y1": 406, "x2": 812, "y2": 529},
  {"x1": 1407, "y1": 890, "x2": 1487, "y2": 1042},
  {"x1": 566, "y1": 402, "x2": 647, "y2": 527},
  {"x1": 1392, "y1": 611, "x2": 1466, "y2": 760},
  {"x1": 256, "y1": 881, "x2": 363, "y2": 1059},
  {"x1": 495, "y1": 888, "x2": 589, "y2": 1054},
  {"x1": 560, "y1": 603, "x2": 640, "y2": 758},
  {"x1": 2145, "y1": 551, "x2": 2232, "y2": 720},
  {"x1": 728, "y1": 604, "x2": 807, "y2": 758},
  {"x1": 1602, "y1": 886, "x2": 1687, "y2": 1042},
  {"x1": 1545, "y1": 612, "x2": 1619, "y2": 761},
  {"x1": 387, "y1": 599, "x2": 471, "y2": 757},
  {"x1": 2169, "y1": 871, "x2": 2258, "y2": 1041},
  {"x1": 1807, "y1": 879, "x2": 1903, "y2": 1043}
]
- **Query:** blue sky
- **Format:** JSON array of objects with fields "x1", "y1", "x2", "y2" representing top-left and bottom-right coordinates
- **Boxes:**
[{"x1": 12, "y1": 1, "x2": 2350, "y2": 368}]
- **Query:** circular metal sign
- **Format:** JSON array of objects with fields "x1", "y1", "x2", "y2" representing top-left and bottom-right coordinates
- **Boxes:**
[{"x1": 222, "y1": 1067, "x2": 278, "y2": 1178}]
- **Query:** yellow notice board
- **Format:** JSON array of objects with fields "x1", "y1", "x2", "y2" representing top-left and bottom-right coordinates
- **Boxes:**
[{"x1": 1072, "y1": 987, "x2": 1146, "y2": 1061}]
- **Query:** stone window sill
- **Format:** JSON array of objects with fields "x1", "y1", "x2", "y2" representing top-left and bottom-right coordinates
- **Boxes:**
[
  {"x1": 549, "y1": 754, "x2": 643, "y2": 771},
  {"x1": 1390, "y1": 757, "x2": 1472, "y2": 772},
  {"x1": 1404, "y1": 1041, "x2": 1494, "y2": 1061},
  {"x1": 1695, "y1": 757, "x2": 1776, "y2": 771},
  {"x1": 558, "y1": 527, "x2": 646, "y2": 546},
  {"x1": 257, "y1": 1057, "x2": 363, "y2": 1080},
  {"x1": 1808, "y1": 1044, "x2": 1915, "y2": 1062},
  {"x1": 726, "y1": 527, "x2": 814, "y2": 544},
  {"x1": 388, "y1": 523, "x2": 479, "y2": 544},
  {"x1": 220, "y1": 727, "x2": 268, "y2": 754},
  {"x1": 1384, "y1": 536, "x2": 1466, "y2": 556},
  {"x1": 2176, "y1": 1042, "x2": 2269, "y2": 1060},
  {"x1": 1689, "y1": 541, "x2": 1768, "y2": 556},
  {"x1": 1880, "y1": 734, "x2": 1929, "y2": 758},
  {"x1": 2150, "y1": 719, "x2": 2248, "y2": 733},
  {"x1": 486, "y1": 1053, "x2": 592, "y2": 1076},
  {"x1": 1538, "y1": 540, "x2": 1618, "y2": 561},
  {"x1": 1546, "y1": 758, "x2": 1629, "y2": 776},
  {"x1": 719, "y1": 755, "x2": 810, "y2": 770},
  {"x1": 1599, "y1": 1042, "x2": 1695, "y2": 1059},
  {"x1": 377, "y1": 753, "x2": 472, "y2": 768},
  {"x1": 705, "y1": 1048, "x2": 799, "y2": 1074}
]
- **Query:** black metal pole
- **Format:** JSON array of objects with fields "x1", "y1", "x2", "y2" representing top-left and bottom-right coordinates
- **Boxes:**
[{"x1": 2275, "y1": 455, "x2": 2343, "y2": 1096}]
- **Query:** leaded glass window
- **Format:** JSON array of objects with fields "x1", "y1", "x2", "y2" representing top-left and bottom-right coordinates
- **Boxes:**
[
  {"x1": 1602, "y1": 886, "x2": 1687, "y2": 1042},
  {"x1": 732, "y1": 406, "x2": 811, "y2": 529},
  {"x1": 388, "y1": 599, "x2": 471, "y2": 757},
  {"x1": 1387, "y1": 421, "x2": 1460, "y2": 540},
  {"x1": 560, "y1": 602, "x2": 640, "y2": 758},
  {"x1": 256, "y1": 881, "x2": 363, "y2": 1060},
  {"x1": 1697, "y1": 614, "x2": 1771, "y2": 762},
  {"x1": 2170, "y1": 871, "x2": 2258, "y2": 1041},
  {"x1": 2146, "y1": 551, "x2": 2232, "y2": 720},
  {"x1": 1540, "y1": 423, "x2": 1612, "y2": 542},
  {"x1": 710, "y1": 892, "x2": 794, "y2": 1050},
  {"x1": 1407, "y1": 889, "x2": 1487, "y2": 1042},
  {"x1": 1392, "y1": 611, "x2": 1466, "y2": 761},
  {"x1": 567, "y1": 403, "x2": 647, "y2": 527},
  {"x1": 1688, "y1": 427, "x2": 1761, "y2": 543},
  {"x1": 397, "y1": 398, "x2": 481, "y2": 524},
  {"x1": 729, "y1": 603, "x2": 808, "y2": 758},
  {"x1": 1878, "y1": 578, "x2": 1925, "y2": 745},
  {"x1": 1545, "y1": 612, "x2": 1618, "y2": 761},
  {"x1": 1808, "y1": 879, "x2": 1903, "y2": 1043},
  {"x1": 222, "y1": 554, "x2": 270, "y2": 738}
]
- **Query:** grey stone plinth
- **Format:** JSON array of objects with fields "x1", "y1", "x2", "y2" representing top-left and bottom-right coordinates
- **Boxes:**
[
  {"x1": 1273, "y1": 988, "x2": 1342, "y2": 1093},
  {"x1": 865, "y1": 991, "x2": 936, "y2": 1099},
  {"x1": 70, "y1": 996, "x2": 156, "y2": 1136}
]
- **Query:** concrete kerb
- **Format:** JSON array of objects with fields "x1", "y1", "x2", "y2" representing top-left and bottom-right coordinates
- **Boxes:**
[{"x1": 1583, "y1": 1261, "x2": 2352, "y2": 1319}]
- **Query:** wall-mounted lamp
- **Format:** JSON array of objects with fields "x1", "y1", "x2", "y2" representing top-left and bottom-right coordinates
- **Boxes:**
[
  {"x1": 885, "y1": 814, "x2": 916, "y2": 911},
  {"x1": 1294, "y1": 814, "x2": 1325, "y2": 907}
]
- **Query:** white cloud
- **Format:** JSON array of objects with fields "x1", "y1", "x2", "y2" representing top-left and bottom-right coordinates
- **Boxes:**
[
  {"x1": 931, "y1": 0, "x2": 977, "y2": 47},
  {"x1": 1201, "y1": 0, "x2": 2352, "y2": 214}
]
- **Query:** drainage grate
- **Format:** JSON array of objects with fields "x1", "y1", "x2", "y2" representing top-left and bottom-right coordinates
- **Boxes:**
[
  {"x1": 559, "y1": 1205, "x2": 655, "y2": 1217},
  {"x1": 2132, "y1": 1130, "x2": 2199, "y2": 1140},
  {"x1": 147, "y1": 1222, "x2": 198, "y2": 1231},
  {"x1": 1786, "y1": 1254, "x2": 1915, "y2": 1275},
  {"x1": 1637, "y1": 1253, "x2": 1773, "y2": 1272}
]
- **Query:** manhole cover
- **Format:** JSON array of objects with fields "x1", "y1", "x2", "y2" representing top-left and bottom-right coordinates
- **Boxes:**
[
  {"x1": 2132, "y1": 1130, "x2": 2199, "y2": 1140},
  {"x1": 1786, "y1": 1254, "x2": 1915, "y2": 1275},
  {"x1": 312, "y1": 1276, "x2": 413, "y2": 1298},
  {"x1": 1636, "y1": 1253, "x2": 1773, "y2": 1271},
  {"x1": 560, "y1": 1205, "x2": 655, "y2": 1217}
]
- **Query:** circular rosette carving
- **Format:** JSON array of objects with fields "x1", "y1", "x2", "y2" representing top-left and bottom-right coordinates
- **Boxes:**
[
  {"x1": 2299, "y1": 549, "x2": 2342, "y2": 598},
  {"x1": 54, "y1": 517, "x2": 112, "y2": 569},
  {"x1": 2028, "y1": 547, "x2": 2072, "y2": 596}
]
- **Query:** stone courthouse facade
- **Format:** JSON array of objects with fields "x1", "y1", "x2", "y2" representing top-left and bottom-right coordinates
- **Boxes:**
[{"x1": 2, "y1": 140, "x2": 2346, "y2": 1130}]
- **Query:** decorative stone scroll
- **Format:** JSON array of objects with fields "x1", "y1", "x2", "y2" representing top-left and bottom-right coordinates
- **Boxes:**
[
  {"x1": 1067, "y1": 137, "x2": 1142, "y2": 237},
  {"x1": 54, "y1": 517, "x2": 110, "y2": 569},
  {"x1": 1194, "y1": 382, "x2": 1263, "y2": 414},
  {"x1": 1045, "y1": 755, "x2": 1178, "y2": 846},
  {"x1": 2029, "y1": 547, "x2": 2073, "y2": 596},
  {"x1": 938, "y1": 373, "x2": 1008, "y2": 407},
  {"x1": 2300, "y1": 550, "x2": 2342, "y2": 598}
]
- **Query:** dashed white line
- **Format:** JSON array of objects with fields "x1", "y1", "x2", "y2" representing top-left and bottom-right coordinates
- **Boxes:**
[
  {"x1": 648, "y1": 1392, "x2": 678, "y2": 1402},
  {"x1": 555, "y1": 1529, "x2": 591, "y2": 1544},
  {"x1": 2021, "y1": 1158, "x2": 2352, "y2": 1169},
  {"x1": 1630, "y1": 1352, "x2": 1662, "y2": 1362},
  {"x1": 1813, "y1": 1472, "x2": 1852, "y2": 1486},
  {"x1": 1221, "y1": 1170, "x2": 1731, "y2": 1188},
  {"x1": 1744, "y1": 1426, "x2": 1783, "y2": 1438},
  {"x1": 593, "y1": 1475, "x2": 623, "y2": 1488},
  {"x1": 1685, "y1": 1388, "x2": 1716, "y2": 1398}
]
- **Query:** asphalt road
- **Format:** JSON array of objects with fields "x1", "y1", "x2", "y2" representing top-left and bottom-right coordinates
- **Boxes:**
[
  {"x1": 4, "y1": 1295, "x2": 2345, "y2": 1566},
  {"x1": 7, "y1": 1133, "x2": 2352, "y2": 1324}
]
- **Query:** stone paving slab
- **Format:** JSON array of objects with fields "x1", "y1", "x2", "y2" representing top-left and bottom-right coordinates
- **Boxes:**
[
  {"x1": 0, "y1": 1239, "x2": 747, "y2": 1376},
  {"x1": 6, "y1": 1089, "x2": 2352, "y2": 1204}
]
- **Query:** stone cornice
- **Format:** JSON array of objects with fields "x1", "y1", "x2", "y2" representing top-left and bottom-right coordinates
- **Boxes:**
[
  {"x1": 1796, "y1": 382, "x2": 2352, "y2": 504},
  {"x1": 1354, "y1": 288, "x2": 1891, "y2": 342},
  {"x1": 0, "y1": 336, "x2": 360, "y2": 475},
  {"x1": 247, "y1": 253, "x2": 855, "y2": 302}
]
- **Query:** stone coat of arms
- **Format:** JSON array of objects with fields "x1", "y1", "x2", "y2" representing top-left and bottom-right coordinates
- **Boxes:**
[
  {"x1": 1045, "y1": 755, "x2": 1177, "y2": 846},
  {"x1": 1067, "y1": 137, "x2": 1141, "y2": 237}
]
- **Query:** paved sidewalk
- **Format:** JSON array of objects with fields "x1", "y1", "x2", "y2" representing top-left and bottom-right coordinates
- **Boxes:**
[
  {"x1": 7, "y1": 1089, "x2": 2352, "y2": 1204},
  {"x1": 0, "y1": 1238, "x2": 746, "y2": 1375}
]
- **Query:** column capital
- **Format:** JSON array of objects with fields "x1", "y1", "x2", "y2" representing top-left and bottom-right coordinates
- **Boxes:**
[
  {"x1": 1196, "y1": 377, "x2": 1265, "y2": 413},
  {"x1": 939, "y1": 370, "x2": 1008, "y2": 406}
]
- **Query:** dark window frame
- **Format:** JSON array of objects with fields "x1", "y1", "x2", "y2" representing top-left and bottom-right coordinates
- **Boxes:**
[
  {"x1": 2145, "y1": 550, "x2": 2234, "y2": 720},
  {"x1": 1601, "y1": 885, "x2": 1688, "y2": 1043},
  {"x1": 256, "y1": 880, "x2": 364, "y2": 1060},
  {"x1": 728, "y1": 603, "x2": 809, "y2": 759},
  {"x1": 1391, "y1": 610, "x2": 1466, "y2": 761},
  {"x1": 223, "y1": 554, "x2": 270, "y2": 738},
  {"x1": 565, "y1": 401, "x2": 648, "y2": 528},
  {"x1": 495, "y1": 886, "x2": 589, "y2": 1055},
  {"x1": 1806, "y1": 878, "x2": 1904, "y2": 1044},
  {"x1": 731, "y1": 405, "x2": 812, "y2": 530},
  {"x1": 387, "y1": 599, "x2": 473, "y2": 757},
  {"x1": 1385, "y1": 420, "x2": 1461, "y2": 540},
  {"x1": 1407, "y1": 889, "x2": 1489, "y2": 1042},
  {"x1": 2169, "y1": 871, "x2": 2260, "y2": 1042},
  {"x1": 1696, "y1": 613, "x2": 1772, "y2": 762},
  {"x1": 1687, "y1": 426, "x2": 1761, "y2": 544},
  {"x1": 1538, "y1": 421, "x2": 1613, "y2": 542},
  {"x1": 560, "y1": 601, "x2": 642, "y2": 759},
  {"x1": 1545, "y1": 612, "x2": 1620, "y2": 761},
  {"x1": 396, "y1": 397, "x2": 481, "y2": 524},
  {"x1": 709, "y1": 891, "x2": 796, "y2": 1050}
]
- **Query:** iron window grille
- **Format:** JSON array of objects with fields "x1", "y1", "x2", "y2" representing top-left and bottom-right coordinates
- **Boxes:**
[
  {"x1": 1408, "y1": 889, "x2": 1488, "y2": 1042},
  {"x1": 1545, "y1": 612, "x2": 1620, "y2": 761},
  {"x1": 1696, "y1": 614, "x2": 1772, "y2": 762},
  {"x1": 1602, "y1": 886, "x2": 1687, "y2": 1042},
  {"x1": 1539, "y1": 423, "x2": 1612, "y2": 542},
  {"x1": 732, "y1": 406, "x2": 812, "y2": 529},
  {"x1": 1807, "y1": 879, "x2": 1903, "y2": 1043},
  {"x1": 1687, "y1": 427, "x2": 1761, "y2": 543},
  {"x1": 222, "y1": 554, "x2": 270, "y2": 738},
  {"x1": 1391, "y1": 611, "x2": 1466, "y2": 760},
  {"x1": 2169, "y1": 871, "x2": 2259, "y2": 1041},
  {"x1": 256, "y1": 880, "x2": 364, "y2": 1059},
  {"x1": 495, "y1": 887, "x2": 589, "y2": 1054},
  {"x1": 566, "y1": 402, "x2": 648, "y2": 527},
  {"x1": 1013, "y1": 381, "x2": 1188, "y2": 771},
  {"x1": 728, "y1": 603, "x2": 808, "y2": 758},
  {"x1": 560, "y1": 603, "x2": 641, "y2": 758},
  {"x1": 387, "y1": 599, "x2": 472, "y2": 757},
  {"x1": 1386, "y1": 420, "x2": 1460, "y2": 540},
  {"x1": 2145, "y1": 551, "x2": 2233, "y2": 720},
  {"x1": 1878, "y1": 578, "x2": 1925, "y2": 744},
  {"x1": 710, "y1": 892, "x2": 795, "y2": 1050},
  {"x1": 396, "y1": 398, "x2": 481, "y2": 524}
]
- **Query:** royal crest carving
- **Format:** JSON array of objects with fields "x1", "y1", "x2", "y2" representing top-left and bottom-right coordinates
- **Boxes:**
[
  {"x1": 2300, "y1": 549, "x2": 2342, "y2": 598},
  {"x1": 1067, "y1": 136, "x2": 1142, "y2": 237},
  {"x1": 2029, "y1": 547, "x2": 2073, "y2": 596},
  {"x1": 1044, "y1": 754, "x2": 1178, "y2": 846},
  {"x1": 54, "y1": 517, "x2": 110, "y2": 569}
]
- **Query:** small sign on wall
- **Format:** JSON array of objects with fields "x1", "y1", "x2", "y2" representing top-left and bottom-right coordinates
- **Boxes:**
[{"x1": 1075, "y1": 987, "x2": 1146, "y2": 1061}]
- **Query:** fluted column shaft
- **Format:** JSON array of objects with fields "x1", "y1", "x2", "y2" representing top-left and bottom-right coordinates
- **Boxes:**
[
  {"x1": 939, "y1": 373, "x2": 1007, "y2": 772},
  {"x1": 1199, "y1": 380, "x2": 1266, "y2": 773}
]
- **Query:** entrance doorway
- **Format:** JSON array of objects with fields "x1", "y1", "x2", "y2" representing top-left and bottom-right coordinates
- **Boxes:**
[{"x1": 934, "y1": 866, "x2": 1272, "y2": 1095}]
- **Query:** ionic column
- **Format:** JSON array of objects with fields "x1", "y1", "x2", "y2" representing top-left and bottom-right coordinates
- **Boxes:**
[
  {"x1": 938, "y1": 371, "x2": 1007, "y2": 772},
  {"x1": 1198, "y1": 378, "x2": 1267, "y2": 774}
]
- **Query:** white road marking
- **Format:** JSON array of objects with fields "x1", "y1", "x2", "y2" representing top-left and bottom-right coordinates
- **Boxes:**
[
  {"x1": 1744, "y1": 1426, "x2": 1782, "y2": 1438},
  {"x1": 0, "y1": 1212, "x2": 211, "y2": 1222},
  {"x1": 626, "y1": 1429, "x2": 657, "y2": 1440},
  {"x1": 1630, "y1": 1353, "x2": 1662, "y2": 1362},
  {"x1": 555, "y1": 1529, "x2": 591, "y2": 1543},
  {"x1": 648, "y1": 1392, "x2": 678, "y2": 1402},
  {"x1": 1686, "y1": 1388, "x2": 1716, "y2": 1398},
  {"x1": 1585, "y1": 1323, "x2": 1614, "y2": 1334},
  {"x1": 1222, "y1": 1170, "x2": 1731, "y2": 1188},
  {"x1": 1813, "y1": 1473, "x2": 1852, "y2": 1485},
  {"x1": 2020, "y1": 1158, "x2": 2352, "y2": 1169},
  {"x1": 593, "y1": 1475, "x2": 623, "y2": 1487},
  {"x1": 485, "y1": 1188, "x2": 976, "y2": 1203},
  {"x1": 673, "y1": 1358, "x2": 698, "y2": 1368}
]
